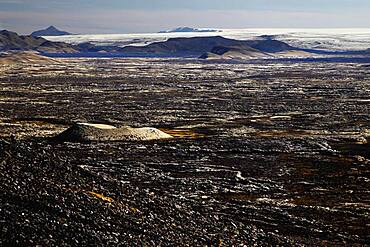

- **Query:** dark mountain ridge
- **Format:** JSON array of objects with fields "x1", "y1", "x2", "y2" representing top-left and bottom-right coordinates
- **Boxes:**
[
  {"x1": 0, "y1": 30, "x2": 122, "y2": 53},
  {"x1": 1, "y1": 30, "x2": 369, "y2": 60},
  {"x1": 0, "y1": 30, "x2": 78, "y2": 53},
  {"x1": 121, "y1": 36, "x2": 296, "y2": 57},
  {"x1": 1, "y1": 31, "x2": 297, "y2": 57}
]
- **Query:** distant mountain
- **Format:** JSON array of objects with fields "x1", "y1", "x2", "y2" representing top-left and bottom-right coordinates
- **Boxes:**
[
  {"x1": 31, "y1": 26, "x2": 72, "y2": 37},
  {"x1": 3, "y1": 29, "x2": 368, "y2": 60},
  {"x1": 0, "y1": 30, "x2": 78, "y2": 53},
  {"x1": 2, "y1": 31, "x2": 295, "y2": 57},
  {"x1": 0, "y1": 30, "x2": 128, "y2": 54},
  {"x1": 121, "y1": 36, "x2": 296, "y2": 57},
  {"x1": 159, "y1": 27, "x2": 219, "y2": 33}
]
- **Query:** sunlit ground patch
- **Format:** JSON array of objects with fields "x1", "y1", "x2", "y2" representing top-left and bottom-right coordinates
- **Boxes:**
[
  {"x1": 159, "y1": 128, "x2": 206, "y2": 139},
  {"x1": 87, "y1": 191, "x2": 114, "y2": 203}
]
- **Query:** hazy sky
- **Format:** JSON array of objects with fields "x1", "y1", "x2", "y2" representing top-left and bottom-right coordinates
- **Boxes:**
[{"x1": 1, "y1": 0, "x2": 369, "y2": 34}]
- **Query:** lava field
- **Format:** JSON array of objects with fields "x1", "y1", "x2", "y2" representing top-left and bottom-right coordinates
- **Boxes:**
[{"x1": 0, "y1": 58, "x2": 369, "y2": 246}]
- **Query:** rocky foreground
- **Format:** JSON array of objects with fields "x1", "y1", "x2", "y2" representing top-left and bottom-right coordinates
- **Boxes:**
[{"x1": 0, "y1": 58, "x2": 369, "y2": 246}]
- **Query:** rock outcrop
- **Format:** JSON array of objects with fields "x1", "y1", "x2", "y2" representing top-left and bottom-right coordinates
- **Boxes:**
[{"x1": 54, "y1": 123, "x2": 173, "y2": 142}]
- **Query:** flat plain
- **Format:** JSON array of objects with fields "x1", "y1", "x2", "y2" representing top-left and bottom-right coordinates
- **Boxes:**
[{"x1": 0, "y1": 58, "x2": 369, "y2": 245}]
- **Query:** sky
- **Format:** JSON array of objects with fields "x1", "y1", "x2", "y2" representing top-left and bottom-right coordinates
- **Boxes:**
[{"x1": 1, "y1": 0, "x2": 369, "y2": 34}]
